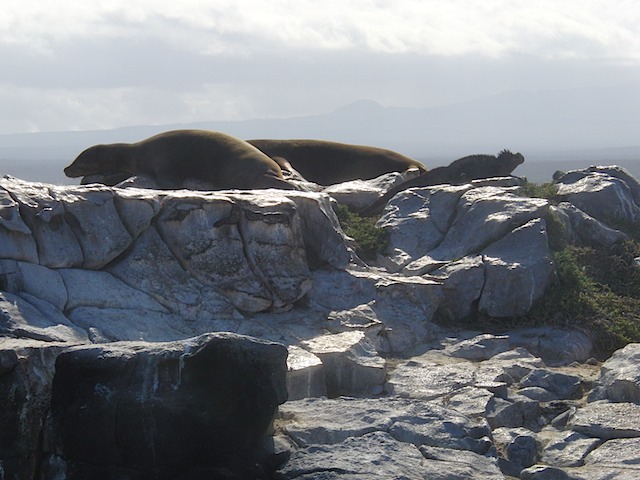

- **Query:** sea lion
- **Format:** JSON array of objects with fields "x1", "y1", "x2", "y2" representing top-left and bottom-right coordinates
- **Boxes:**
[
  {"x1": 362, "y1": 149, "x2": 525, "y2": 215},
  {"x1": 246, "y1": 139, "x2": 426, "y2": 186},
  {"x1": 64, "y1": 130, "x2": 296, "y2": 190}
]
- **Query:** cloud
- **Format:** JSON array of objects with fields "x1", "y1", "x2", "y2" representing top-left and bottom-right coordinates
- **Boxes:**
[
  {"x1": 1, "y1": 0, "x2": 639, "y2": 133},
  {"x1": 4, "y1": 0, "x2": 639, "y2": 59}
]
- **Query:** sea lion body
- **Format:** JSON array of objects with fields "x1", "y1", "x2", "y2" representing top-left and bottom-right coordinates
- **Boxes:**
[
  {"x1": 247, "y1": 139, "x2": 426, "y2": 185},
  {"x1": 65, "y1": 130, "x2": 295, "y2": 190},
  {"x1": 362, "y1": 150, "x2": 524, "y2": 215}
]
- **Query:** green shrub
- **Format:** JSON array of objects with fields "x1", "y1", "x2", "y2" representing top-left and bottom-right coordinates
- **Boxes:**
[
  {"x1": 333, "y1": 204, "x2": 389, "y2": 262},
  {"x1": 519, "y1": 181, "x2": 558, "y2": 200}
]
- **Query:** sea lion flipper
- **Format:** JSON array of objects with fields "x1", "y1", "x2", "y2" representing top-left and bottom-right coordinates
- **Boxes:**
[{"x1": 255, "y1": 173, "x2": 299, "y2": 190}]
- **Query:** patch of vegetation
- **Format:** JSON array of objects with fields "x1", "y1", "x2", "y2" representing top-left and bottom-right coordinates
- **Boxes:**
[
  {"x1": 525, "y1": 243, "x2": 640, "y2": 355},
  {"x1": 333, "y1": 204, "x2": 389, "y2": 262},
  {"x1": 519, "y1": 180, "x2": 559, "y2": 200}
]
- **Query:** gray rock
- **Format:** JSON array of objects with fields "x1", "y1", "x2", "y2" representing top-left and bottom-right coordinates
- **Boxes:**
[
  {"x1": 286, "y1": 346, "x2": 327, "y2": 400},
  {"x1": 106, "y1": 226, "x2": 240, "y2": 320},
  {"x1": 301, "y1": 331, "x2": 386, "y2": 397},
  {"x1": 324, "y1": 171, "x2": 417, "y2": 211},
  {"x1": 556, "y1": 165, "x2": 640, "y2": 208},
  {"x1": 279, "y1": 396, "x2": 491, "y2": 454},
  {"x1": 556, "y1": 172, "x2": 640, "y2": 224},
  {"x1": 485, "y1": 393, "x2": 542, "y2": 430},
  {"x1": 585, "y1": 437, "x2": 640, "y2": 469},
  {"x1": 17, "y1": 261, "x2": 68, "y2": 310},
  {"x1": 519, "y1": 465, "x2": 576, "y2": 480},
  {"x1": 377, "y1": 184, "x2": 469, "y2": 270},
  {"x1": 505, "y1": 433, "x2": 538, "y2": 474},
  {"x1": 541, "y1": 431, "x2": 601, "y2": 467},
  {"x1": 386, "y1": 355, "x2": 475, "y2": 400},
  {"x1": 474, "y1": 347, "x2": 545, "y2": 386},
  {"x1": 0, "y1": 291, "x2": 88, "y2": 343},
  {"x1": 445, "y1": 333, "x2": 511, "y2": 361},
  {"x1": 306, "y1": 268, "x2": 443, "y2": 353},
  {"x1": 552, "y1": 203, "x2": 629, "y2": 248},
  {"x1": 596, "y1": 343, "x2": 640, "y2": 403},
  {"x1": 445, "y1": 386, "x2": 496, "y2": 418},
  {"x1": 479, "y1": 218, "x2": 556, "y2": 317},
  {"x1": 277, "y1": 431, "x2": 428, "y2": 479},
  {"x1": 519, "y1": 369, "x2": 583, "y2": 400},
  {"x1": 282, "y1": 191, "x2": 352, "y2": 269},
  {"x1": 60, "y1": 268, "x2": 169, "y2": 313},
  {"x1": 508, "y1": 328, "x2": 594, "y2": 366},
  {"x1": 416, "y1": 186, "x2": 549, "y2": 263},
  {"x1": 518, "y1": 386, "x2": 559, "y2": 402},
  {"x1": 418, "y1": 445, "x2": 505, "y2": 479},
  {"x1": 154, "y1": 193, "x2": 286, "y2": 312},
  {"x1": 431, "y1": 256, "x2": 485, "y2": 321},
  {"x1": 570, "y1": 401, "x2": 640, "y2": 439}
]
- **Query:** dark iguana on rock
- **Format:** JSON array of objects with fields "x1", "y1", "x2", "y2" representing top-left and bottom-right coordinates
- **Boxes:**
[{"x1": 361, "y1": 149, "x2": 524, "y2": 215}]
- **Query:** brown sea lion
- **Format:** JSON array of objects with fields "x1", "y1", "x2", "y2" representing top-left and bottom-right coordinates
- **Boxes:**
[
  {"x1": 362, "y1": 149, "x2": 525, "y2": 215},
  {"x1": 64, "y1": 130, "x2": 296, "y2": 190},
  {"x1": 246, "y1": 139, "x2": 426, "y2": 186}
]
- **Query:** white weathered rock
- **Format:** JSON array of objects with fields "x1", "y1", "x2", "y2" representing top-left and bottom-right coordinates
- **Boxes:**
[
  {"x1": 569, "y1": 401, "x2": 640, "y2": 439},
  {"x1": 301, "y1": 331, "x2": 385, "y2": 396},
  {"x1": 556, "y1": 171, "x2": 640, "y2": 224},
  {"x1": 279, "y1": 396, "x2": 491, "y2": 452},
  {"x1": 431, "y1": 256, "x2": 485, "y2": 321},
  {"x1": 306, "y1": 268, "x2": 444, "y2": 353},
  {"x1": 479, "y1": 218, "x2": 555, "y2": 317},
  {"x1": 519, "y1": 369, "x2": 583, "y2": 400},
  {"x1": 277, "y1": 431, "x2": 430, "y2": 479},
  {"x1": 508, "y1": 328, "x2": 594, "y2": 366},
  {"x1": 286, "y1": 345, "x2": 327, "y2": 400},
  {"x1": 595, "y1": 343, "x2": 640, "y2": 403},
  {"x1": 413, "y1": 186, "x2": 549, "y2": 264},
  {"x1": 540, "y1": 430, "x2": 601, "y2": 467},
  {"x1": 323, "y1": 171, "x2": 419, "y2": 211},
  {"x1": 0, "y1": 291, "x2": 88, "y2": 343},
  {"x1": 386, "y1": 354, "x2": 476, "y2": 401},
  {"x1": 445, "y1": 333, "x2": 511, "y2": 361},
  {"x1": 584, "y1": 437, "x2": 640, "y2": 469},
  {"x1": 551, "y1": 202, "x2": 629, "y2": 248},
  {"x1": 418, "y1": 445, "x2": 505, "y2": 479},
  {"x1": 377, "y1": 184, "x2": 470, "y2": 270}
]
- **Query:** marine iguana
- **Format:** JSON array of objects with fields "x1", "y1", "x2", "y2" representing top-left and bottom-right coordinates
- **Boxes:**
[{"x1": 361, "y1": 149, "x2": 524, "y2": 215}]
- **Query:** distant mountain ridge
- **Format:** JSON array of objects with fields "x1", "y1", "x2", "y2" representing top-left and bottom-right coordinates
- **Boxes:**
[{"x1": 1, "y1": 83, "x2": 639, "y2": 184}]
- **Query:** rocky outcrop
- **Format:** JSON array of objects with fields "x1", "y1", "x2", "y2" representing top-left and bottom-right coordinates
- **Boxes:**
[
  {"x1": 1, "y1": 163, "x2": 639, "y2": 478},
  {"x1": 377, "y1": 181, "x2": 555, "y2": 318}
]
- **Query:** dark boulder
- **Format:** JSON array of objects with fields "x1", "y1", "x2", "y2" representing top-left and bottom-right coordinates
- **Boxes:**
[{"x1": 42, "y1": 332, "x2": 288, "y2": 479}]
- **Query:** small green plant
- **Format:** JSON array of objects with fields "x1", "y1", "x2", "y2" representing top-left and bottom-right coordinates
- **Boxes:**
[
  {"x1": 519, "y1": 180, "x2": 558, "y2": 200},
  {"x1": 333, "y1": 204, "x2": 389, "y2": 261}
]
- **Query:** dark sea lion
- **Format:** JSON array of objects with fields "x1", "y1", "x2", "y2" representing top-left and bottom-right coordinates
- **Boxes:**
[
  {"x1": 362, "y1": 149, "x2": 524, "y2": 215},
  {"x1": 64, "y1": 130, "x2": 296, "y2": 190},
  {"x1": 246, "y1": 139, "x2": 426, "y2": 186}
]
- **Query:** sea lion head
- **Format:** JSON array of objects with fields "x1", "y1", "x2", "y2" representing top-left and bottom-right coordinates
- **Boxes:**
[{"x1": 64, "y1": 144, "x2": 130, "y2": 178}]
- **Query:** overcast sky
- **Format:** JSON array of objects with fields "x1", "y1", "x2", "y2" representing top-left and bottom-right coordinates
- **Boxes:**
[{"x1": 2, "y1": 0, "x2": 639, "y2": 134}]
